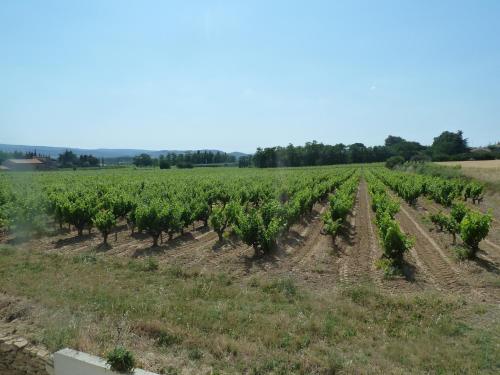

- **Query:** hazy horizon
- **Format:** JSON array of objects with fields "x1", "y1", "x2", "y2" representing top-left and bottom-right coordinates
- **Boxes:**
[{"x1": 2, "y1": 1, "x2": 500, "y2": 153}]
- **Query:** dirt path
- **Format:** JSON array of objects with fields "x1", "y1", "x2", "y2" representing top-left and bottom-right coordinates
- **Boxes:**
[{"x1": 338, "y1": 180, "x2": 374, "y2": 284}]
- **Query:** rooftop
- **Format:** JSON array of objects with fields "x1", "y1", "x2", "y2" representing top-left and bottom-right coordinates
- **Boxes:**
[{"x1": 5, "y1": 158, "x2": 43, "y2": 164}]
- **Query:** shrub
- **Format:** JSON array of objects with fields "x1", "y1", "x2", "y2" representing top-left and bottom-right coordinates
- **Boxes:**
[
  {"x1": 459, "y1": 211, "x2": 492, "y2": 256},
  {"x1": 93, "y1": 209, "x2": 116, "y2": 245},
  {"x1": 135, "y1": 200, "x2": 168, "y2": 246},
  {"x1": 322, "y1": 215, "x2": 342, "y2": 242},
  {"x1": 385, "y1": 156, "x2": 405, "y2": 169},
  {"x1": 106, "y1": 346, "x2": 135, "y2": 373},
  {"x1": 463, "y1": 182, "x2": 484, "y2": 204}
]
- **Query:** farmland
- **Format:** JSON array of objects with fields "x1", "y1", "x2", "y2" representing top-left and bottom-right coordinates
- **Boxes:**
[{"x1": 0, "y1": 165, "x2": 499, "y2": 374}]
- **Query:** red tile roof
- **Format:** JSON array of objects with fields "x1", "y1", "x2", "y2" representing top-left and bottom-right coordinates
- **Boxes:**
[{"x1": 6, "y1": 158, "x2": 43, "y2": 164}]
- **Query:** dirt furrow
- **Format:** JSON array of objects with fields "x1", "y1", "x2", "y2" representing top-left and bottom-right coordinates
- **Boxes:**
[
  {"x1": 286, "y1": 204, "x2": 327, "y2": 267},
  {"x1": 338, "y1": 179, "x2": 384, "y2": 285}
]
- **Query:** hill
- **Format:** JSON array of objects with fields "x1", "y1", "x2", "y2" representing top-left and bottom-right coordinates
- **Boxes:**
[{"x1": 0, "y1": 143, "x2": 247, "y2": 159}]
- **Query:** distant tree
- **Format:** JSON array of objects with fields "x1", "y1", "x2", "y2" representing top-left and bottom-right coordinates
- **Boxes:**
[
  {"x1": 385, "y1": 135, "x2": 406, "y2": 147},
  {"x1": 238, "y1": 156, "x2": 252, "y2": 168},
  {"x1": 432, "y1": 130, "x2": 469, "y2": 157},
  {"x1": 393, "y1": 141, "x2": 426, "y2": 160},
  {"x1": 58, "y1": 150, "x2": 79, "y2": 167},
  {"x1": 349, "y1": 143, "x2": 368, "y2": 163},
  {"x1": 0, "y1": 151, "x2": 9, "y2": 164},
  {"x1": 133, "y1": 153, "x2": 153, "y2": 167},
  {"x1": 79, "y1": 154, "x2": 99, "y2": 167},
  {"x1": 159, "y1": 155, "x2": 171, "y2": 169}
]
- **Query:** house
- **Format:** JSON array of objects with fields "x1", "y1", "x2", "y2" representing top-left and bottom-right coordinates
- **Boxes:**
[{"x1": 1, "y1": 158, "x2": 46, "y2": 171}]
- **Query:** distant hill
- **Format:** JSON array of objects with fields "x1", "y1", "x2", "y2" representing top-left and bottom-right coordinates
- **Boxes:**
[{"x1": 0, "y1": 143, "x2": 248, "y2": 159}]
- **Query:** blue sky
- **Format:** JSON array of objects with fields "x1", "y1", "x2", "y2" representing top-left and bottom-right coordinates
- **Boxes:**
[{"x1": 1, "y1": 0, "x2": 499, "y2": 153}]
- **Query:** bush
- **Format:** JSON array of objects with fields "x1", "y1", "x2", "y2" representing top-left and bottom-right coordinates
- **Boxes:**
[
  {"x1": 93, "y1": 209, "x2": 116, "y2": 245},
  {"x1": 106, "y1": 346, "x2": 136, "y2": 373},
  {"x1": 385, "y1": 156, "x2": 405, "y2": 169},
  {"x1": 459, "y1": 211, "x2": 492, "y2": 256}
]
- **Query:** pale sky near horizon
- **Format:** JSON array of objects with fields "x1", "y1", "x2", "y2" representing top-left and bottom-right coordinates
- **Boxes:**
[{"x1": 1, "y1": 0, "x2": 499, "y2": 153}]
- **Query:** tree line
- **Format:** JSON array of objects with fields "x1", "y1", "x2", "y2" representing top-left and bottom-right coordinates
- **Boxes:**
[
  {"x1": 132, "y1": 151, "x2": 236, "y2": 168},
  {"x1": 243, "y1": 131, "x2": 499, "y2": 168}
]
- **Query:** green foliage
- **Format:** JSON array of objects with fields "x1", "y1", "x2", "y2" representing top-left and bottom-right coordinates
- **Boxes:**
[
  {"x1": 133, "y1": 153, "x2": 153, "y2": 167},
  {"x1": 135, "y1": 199, "x2": 168, "y2": 246},
  {"x1": 234, "y1": 200, "x2": 286, "y2": 254},
  {"x1": 366, "y1": 171, "x2": 413, "y2": 274},
  {"x1": 62, "y1": 193, "x2": 98, "y2": 235},
  {"x1": 460, "y1": 211, "x2": 492, "y2": 254},
  {"x1": 463, "y1": 182, "x2": 483, "y2": 204},
  {"x1": 322, "y1": 173, "x2": 358, "y2": 241},
  {"x1": 385, "y1": 155, "x2": 405, "y2": 169},
  {"x1": 431, "y1": 130, "x2": 468, "y2": 157},
  {"x1": 450, "y1": 202, "x2": 469, "y2": 224},
  {"x1": 322, "y1": 216, "x2": 342, "y2": 241},
  {"x1": 106, "y1": 346, "x2": 136, "y2": 373},
  {"x1": 93, "y1": 209, "x2": 116, "y2": 244},
  {"x1": 209, "y1": 201, "x2": 240, "y2": 241},
  {"x1": 159, "y1": 155, "x2": 171, "y2": 169}
]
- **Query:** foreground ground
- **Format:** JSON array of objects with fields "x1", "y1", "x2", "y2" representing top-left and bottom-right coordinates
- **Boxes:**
[{"x1": 0, "y1": 172, "x2": 499, "y2": 374}]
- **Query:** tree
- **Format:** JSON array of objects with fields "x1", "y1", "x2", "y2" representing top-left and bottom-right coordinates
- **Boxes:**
[
  {"x1": 348, "y1": 143, "x2": 368, "y2": 163},
  {"x1": 133, "y1": 153, "x2": 153, "y2": 167},
  {"x1": 432, "y1": 130, "x2": 469, "y2": 157},
  {"x1": 58, "y1": 150, "x2": 79, "y2": 167},
  {"x1": 79, "y1": 154, "x2": 99, "y2": 167},
  {"x1": 238, "y1": 156, "x2": 252, "y2": 168},
  {"x1": 385, "y1": 135, "x2": 406, "y2": 147},
  {"x1": 159, "y1": 155, "x2": 171, "y2": 169}
]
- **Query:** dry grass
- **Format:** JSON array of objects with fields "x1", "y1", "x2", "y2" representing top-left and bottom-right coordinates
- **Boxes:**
[
  {"x1": 437, "y1": 160, "x2": 500, "y2": 169},
  {"x1": 0, "y1": 245, "x2": 499, "y2": 374},
  {"x1": 437, "y1": 160, "x2": 500, "y2": 184}
]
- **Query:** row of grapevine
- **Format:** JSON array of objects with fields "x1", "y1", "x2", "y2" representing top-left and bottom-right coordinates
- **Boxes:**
[
  {"x1": 0, "y1": 167, "x2": 356, "y2": 254},
  {"x1": 371, "y1": 168, "x2": 492, "y2": 259},
  {"x1": 429, "y1": 202, "x2": 492, "y2": 258},
  {"x1": 365, "y1": 171, "x2": 414, "y2": 275},
  {"x1": 322, "y1": 172, "x2": 359, "y2": 242},
  {"x1": 372, "y1": 168, "x2": 484, "y2": 207}
]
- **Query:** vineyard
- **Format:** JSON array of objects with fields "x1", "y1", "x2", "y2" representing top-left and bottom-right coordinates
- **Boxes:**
[{"x1": 0, "y1": 165, "x2": 499, "y2": 374}]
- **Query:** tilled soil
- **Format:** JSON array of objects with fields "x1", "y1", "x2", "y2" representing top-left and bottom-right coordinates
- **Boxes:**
[{"x1": 391, "y1": 193, "x2": 500, "y2": 303}]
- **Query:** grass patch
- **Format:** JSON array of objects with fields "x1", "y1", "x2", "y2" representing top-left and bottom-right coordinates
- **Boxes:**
[{"x1": 0, "y1": 248, "x2": 498, "y2": 374}]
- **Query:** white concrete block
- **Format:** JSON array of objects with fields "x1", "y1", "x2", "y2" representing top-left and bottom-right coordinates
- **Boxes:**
[{"x1": 54, "y1": 348, "x2": 158, "y2": 375}]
